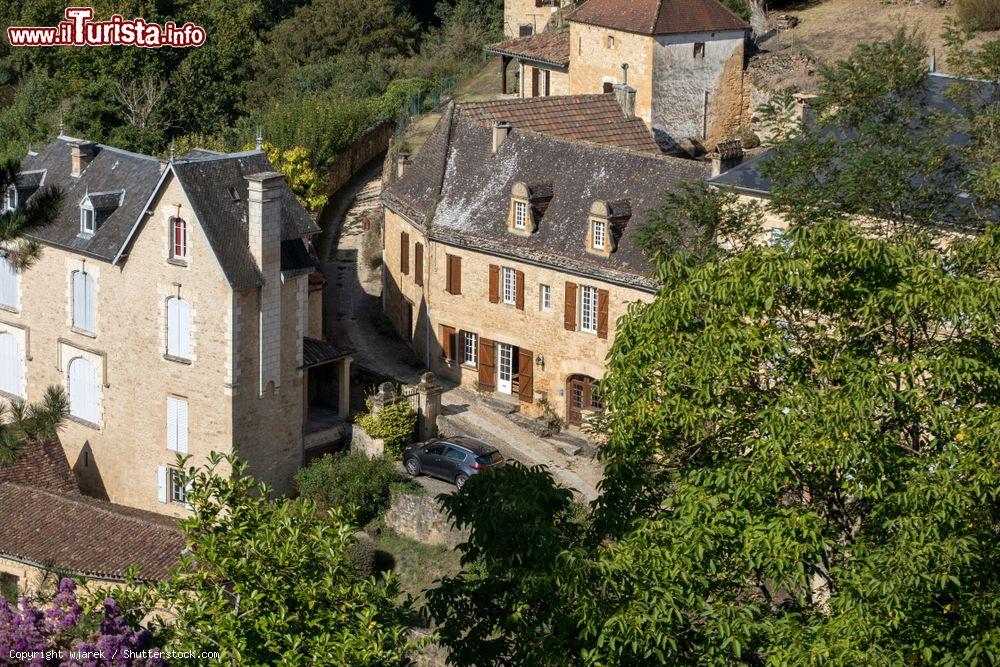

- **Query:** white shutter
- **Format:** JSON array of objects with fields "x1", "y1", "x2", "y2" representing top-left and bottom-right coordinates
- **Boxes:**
[
  {"x1": 166, "y1": 397, "x2": 178, "y2": 452},
  {"x1": 167, "y1": 298, "x2": 178, "y2": 356},
  {"x1": 167, "y1": 396, "x2": 189, "y2": 454},
  {"x1": 177, "y1": 299, "x2": 190, "y2": 359},
  {"x1": 73, "y1": 273, "x2": 86, "y2": 329},
  {"x1": 0, "y1": 258, "x2": 17, "y2": 308},
  {"x1": 157, "y1": 465, "x2": 168, "y2": 503},
  {"x1": 0, "y1": 333, "x2": 23, "y2": 397},
  {"x1": 68, "y1": 358, "x2": 98, "y2": 423},
  {"x1": 83, "y1": 274, "x2": 94, "y2": 332}
]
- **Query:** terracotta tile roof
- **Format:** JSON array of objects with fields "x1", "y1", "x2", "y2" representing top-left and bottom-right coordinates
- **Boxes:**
[
  {"x1": 0, "y1": 482, "x2": 185, "y2": 581},
  {"x1": 485, "y1": 30, "x2": 571, "y2": 68},
  {"x1": 302, "y1": 337, "x2": 351, "y2": 368},
  {"x1": 461, "y1": 95, "x2": 662, "y2": 154},
  {"x1": 567, "y1": 0, "x2": 748, "y2": 36},
  {"x1": 0, "y1": 439, "x2": 79, "y2": 496}
]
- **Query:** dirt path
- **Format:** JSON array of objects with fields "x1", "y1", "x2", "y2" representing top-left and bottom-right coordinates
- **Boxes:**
[{"x1": 323, "y1": 162, "x2": 604, "y2": 501}]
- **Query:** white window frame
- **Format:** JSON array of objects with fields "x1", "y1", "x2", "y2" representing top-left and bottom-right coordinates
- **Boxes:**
[
  {"x1": 502, "y1": 267, "x2": 517, "y2": 305},
  {"x1": 513, "y1": 201, "x2": 527, "y2": 230},
  {"x1": 0, "y1": 256, "x2": 19, "y2": 310},
  {"x1": 593, "y1": 220, "x2": 606, "y2": 250},
  {"x1": 171, "y1": 217, "x2": 188, "y2": 260},
  {"x1": 463, "y1": 331, "x2": 478, "y2": 366},
  {"x1": 580, "y1": 285, "x2": 598, "y2": 334},
  {"x1": 72, "y1": 271, "x2": 95, "y2": 333},
  {"x1": 166, "y1": 396, "x2": 189, "y2": 454},
  {"x1": 170, "y1": 468, "x2": 189, "y2": 504},
  {"x1": 5, "y1": 186, "x2": 16, "y2": 212},
  {"x1": 166, "y1": 297, "x2": 191, "y2": 360},
  {"x1": 539, "y1": 284, "x2": 551, "y2": 311},
  {"x1": 0, "y1": 332, "x2": 25, "y2": 398},
  {"x1": 80, "y1": 203, "x2": 95, "y2": 236}
]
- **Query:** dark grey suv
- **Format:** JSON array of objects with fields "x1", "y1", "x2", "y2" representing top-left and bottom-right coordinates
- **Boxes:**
[{"x1": 402, "y1": 436, "x2": 505, "y2": 489}]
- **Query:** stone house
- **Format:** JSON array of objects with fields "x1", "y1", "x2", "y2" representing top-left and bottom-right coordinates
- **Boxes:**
[
  {"x1": 381, "y1": 95, "x2": 707, "y2": 427},
  {"x1": 488, "y1": 0, "x2": 750, "y2": 151},
  {"x1": 0, "y1": 137, "x2": 352, "y2": 516},
  {"x1": 503, "y1": 0, "x2": 565, "y2": 38}
]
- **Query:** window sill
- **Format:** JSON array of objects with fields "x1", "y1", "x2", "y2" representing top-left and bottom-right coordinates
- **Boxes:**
[
  {"x1": 167, "y1": 258, "x2": 188, "y2": 267},
  {"x1": 70, "y1": 326, "x2": 97, "y2": 339},
  {"x1": 67, "y1": 414, "x2": 100, "y2": 430},
  {"x1": 461, "y1": 362, "x2": 478, "y2": 369},
  {"x1": 164, "y1": 354, "x2": 192, "y2": 365},
  {"x1": 0, "y1": 304, "x2": 19, "y2": 314}
]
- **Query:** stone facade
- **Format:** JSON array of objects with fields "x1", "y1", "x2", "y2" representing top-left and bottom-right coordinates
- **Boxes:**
[
  {"x1": 384, "y1": 490, "x2": 470, "y2": 549},
  {"x1": 569, "y1": 22, "x2": 653, "y2": 120},
  {"x1": 520, "y1": 63, "x2": 570, "y2": 97},
  {"x1": 2, "y1": 165, "x2": 312, "y2": 515},
  {"x1": 383, "y1": 209, "x2": 653, "y2": 424},
  {"x1": 504, "y1": 0, "x2": 562, "y2": 37}
]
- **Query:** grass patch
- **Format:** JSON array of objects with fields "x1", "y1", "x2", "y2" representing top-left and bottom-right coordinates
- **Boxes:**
[{"x1": 374, "y1": 529, "x2": 462, "y2": 627}]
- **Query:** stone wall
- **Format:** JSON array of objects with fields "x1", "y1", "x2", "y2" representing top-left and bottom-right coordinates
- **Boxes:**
[
  {"x1": 504, "y1": 0, "x2": 560, "y2": 38},
  {"x1": 384, "y1": 491, "x2": 469, "y2": 549},
  {"x1": 569, "y1": 22, "x2": 653, "y2": 124},
  {"x1": 350, "y1": 423, "x2": 385, "y2": 458},
  {"x1": 326, "y1": 120, "x2": 393, "y2": 197},
  {"x1": 519, "y1": 64, "x2": 570, "y2": 98}
]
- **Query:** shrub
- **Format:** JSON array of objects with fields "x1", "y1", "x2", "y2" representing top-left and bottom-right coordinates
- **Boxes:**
[
  {"x1": 295, "y1": 451, "x2": 414, "y2": 526},
  {"x1": 958, "y1": 0, "x2": 1000, "y2": 30},
  {"x1": 348, "y1": 530, "x2": 377, "y2": 578},
  {"x1": 356, "y1": 401, "x2": 417, "y2": 459}
]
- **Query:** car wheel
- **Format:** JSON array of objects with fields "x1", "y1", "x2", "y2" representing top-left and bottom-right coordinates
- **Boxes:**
[
  {"x1": 405, "y1": 458, "x2": 421, "y2": 476},
  {"x1": 455, "y1": 474, "x2": 468, "y2": 490}
]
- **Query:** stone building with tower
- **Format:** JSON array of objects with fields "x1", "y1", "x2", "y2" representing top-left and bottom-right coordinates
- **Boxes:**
[
  {"x1": 381, "y1": 95, "x2": 708, "y2": 426},
  {"x1": 488, "y1": 0, "x2": 750, "y2": 151},
  {"x1": 0, "y1": 136, "x2": 351, "y2": 516}
]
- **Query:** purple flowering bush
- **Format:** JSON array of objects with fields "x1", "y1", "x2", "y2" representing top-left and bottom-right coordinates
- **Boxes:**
[{"x1": 0, "y1": 578, "x2": 163, "y2": 666}]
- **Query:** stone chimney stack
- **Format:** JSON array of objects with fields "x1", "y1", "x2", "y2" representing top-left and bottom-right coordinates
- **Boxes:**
[
  {"x1": 492, "y1": 121, "x2": 512, "y2": 153},
  {"x1": 396, "y1": 153, "x2": 411, "y2": 179},
  {"x1": 246, "y1": 171, "x2": 285, "y2": 395},
  {"x1": 70, "y1": 141, "x2": 96, "y2": 177},
  {"x1": 711, "y1": 139, "x2": 745, "y2": 177},
  {"x1": 613, "y1": 83, "x2": 637, "y2": 118}
]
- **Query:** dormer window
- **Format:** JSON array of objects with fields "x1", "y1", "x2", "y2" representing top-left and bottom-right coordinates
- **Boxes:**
[
  {"x1": 592, "y1": 220, "x2": 606, "y2": 250},
  {"x1": 5, "y1": 187, "x2": 16, "y2": 212},
  {"x1": 171, "y1": 218, "x2": 188, "y2": 260},
  {"x1": 588, "y1": 200, "x2": 630, "y2": 257},
  {"x1": 80, "y1": 203, "x2": 96, "y2": 236},
  {"x1": 514, "y1": 201, "x2": 527, "y2": 230}
]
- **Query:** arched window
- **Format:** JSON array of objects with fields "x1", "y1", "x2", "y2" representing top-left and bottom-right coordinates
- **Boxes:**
[
  {"x1": 68, "y1": 357, "x2": 99, "y2": 424},
  {"x1": 0, "y1": 256, "x2": 18, "y2": 310},
  {"x1": 171, "y1": 218, "x2": 187, "y2": 260},
  {"x1": 72, "y1": 271, "x2": 95, "y2": 332},
  {"x1": 0, "y1": 332, "x2": 24, "y2": 397},
  {"x1": 166, "y1": 297, "x2": 191, "y2": 359}
]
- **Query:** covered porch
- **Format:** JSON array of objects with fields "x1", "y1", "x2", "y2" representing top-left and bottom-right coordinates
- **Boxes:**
[{"x1": 302, "y1": 337, "x2": 353, "y2": 455}]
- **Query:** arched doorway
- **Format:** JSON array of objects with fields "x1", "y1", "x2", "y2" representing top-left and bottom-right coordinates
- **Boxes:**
[{"x1": 566, "y1": 374, "x2": 602, "y2": 426}]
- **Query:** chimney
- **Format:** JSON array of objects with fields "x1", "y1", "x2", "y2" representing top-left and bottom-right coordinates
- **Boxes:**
[
  {"x1": 613, "y1": 83, "x2": 637, "y2": 118},
  {"x1": 492, "y1": 121, "x2": 512, "y2": 153},
  {"x1": 70, "y1": 141, "x2": 96, "y2": 177},
  {"x1": 793, "y1": 93, "x2": 818, "y2": 125},
  {"x1": 246, "y1": 171, "x2": 285, "y2": 395},
  {"x1": 711, "y1": 139, "x2": 744, "y2": 177},
  {"x1": 396, "y1": 153, "x2": 411, "y2": 179}
]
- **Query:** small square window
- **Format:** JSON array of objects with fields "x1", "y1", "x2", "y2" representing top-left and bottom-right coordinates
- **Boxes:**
[
  {"x1": 593, "y1": 220, "x2": 606, "y2": 250},
  {"x1": 539, "y1": 284, "x2": 551, "y2": 311},
  {"x1": 607, "y1": 35, "x2": 615, "y2": 49},
  {"x1": 694, "y1": 42, "x2": 706, "y2": 58},
  {"x1": 514, "y1": 201, "x2": 528, "y2": 230},
  {"x1": 80, "y1": 206, "x2": 95, "y2": 235}
]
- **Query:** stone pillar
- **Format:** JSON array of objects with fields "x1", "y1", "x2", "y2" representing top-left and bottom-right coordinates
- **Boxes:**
[
  {"x1": 369, "y1": 381, "x2": 397, "y2": 416},
  {"x1": 416, "y1": 371, "x2": 442, "y2": 441},
  {"x1": 338, "y1": 356, "x2": 352, "y2": 418}
]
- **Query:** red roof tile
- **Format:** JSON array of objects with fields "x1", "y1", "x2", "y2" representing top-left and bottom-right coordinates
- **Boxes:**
[
  {"x1": 485, "y1": 30, "x2": 571, "y2": 68},
  {"x1": 567, "y1": 0, "x2": 748, "y2": 36},
  {"x1": 0, "y1": 482, "x2": 185, "y2": 581},
  {"x1": 460, "y1": 95, "x2": 662, "y2": 154},
  {"x1": 0, "y1": 438, "x2": 79, "y2": 495}
]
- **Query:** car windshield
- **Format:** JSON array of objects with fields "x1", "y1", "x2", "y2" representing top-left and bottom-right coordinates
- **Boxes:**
[{"x1": 476, "y1": 451, "x2": 502, "y2": 465}]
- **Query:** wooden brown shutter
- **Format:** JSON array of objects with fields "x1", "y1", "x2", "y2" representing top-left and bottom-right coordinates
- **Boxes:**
[
  {"x1": 489, "y1": 264, "x2": 500, "y2": 303},
  {"x1": 531, "y1": 68, "x2": 540, "y2": 97},
  {"x1": 544, "y1": 70, "x2": 551, "y2": 96},
  {"x1": 400, "y1": 232, "x2": 409, "y2": 275},
  {"x1": 441, "y1": 325, "x2": 455, "y2": 360},
  {"x1": 515, "y1": 270, "x2": 525, "y2": 310},
  {"x1": 564, "y1": 281, "x2": 577, "y2": 331},
  {"x1": 414, "y1": 242, "x2": 424, "y2": 286},
  {"x1": 478, "y1": 337, "x2": 495, "y2": 391},
  {"x1": 446, "y1": 255, "x2": 462, "y2": 295},
  {"x1": 597, "y1": 288, "x2": 610, "y2": 339},
  {"x1": 518, "y1": 348, "x2": 533, "y2": 403}
]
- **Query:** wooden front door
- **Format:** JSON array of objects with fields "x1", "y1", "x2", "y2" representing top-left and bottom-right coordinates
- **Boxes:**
[{"x1": 567, "y1": 375, "x2": 601, "y2": 425}]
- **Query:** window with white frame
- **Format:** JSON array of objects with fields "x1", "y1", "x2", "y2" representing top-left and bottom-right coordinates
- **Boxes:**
[
  {"x1": 171, "y1": 218, "x2": 188, "y2": 260},
  {"x1": 166, "y1": 297, "x2": 191, "y2": 359},
  {"x1": 513, "y1": 201, "x2": 527, "y2": 230},
  {"x1": 539, "y1": 284, "x2": 551, "y2": 311},
  {"x1": 158, "y1": 465, "x2": 191, "y2": 505},
  {"x1": 580, "y1": 285, "x2": 598, "y2": 334},
  {"x1": 80, "y1": 203, "x2": 95, "y2": 235},
  {"x1": 5, "y1": 187, "x2": 16, "y2": 212},
  {"x1": 170, "y1": 468, "x2": 189, "y2": 504},
  {"x1": 463, "y1": 331, "x2": 478, "y2": 366},
  {"x1": 0, "y1": 256, "x2": 18, "y2": 310},
  {"x1": 592, "y1": 220, "x2": 606, "y2": 250},
  {"x1": 166, "y1": 396, "x2": 189, "y2": 454},
  {"x1": 72, "y1": 271, "x2": 95, "y2": 333},
  {"x1": 0, "y1": 332, "x2": 24, "y2": 398},
  {"x1": 502, "y1": 267, "x2": 517, "y2": 305},
  {"x1": 68, "y1": 356, "x2": 99, "y2": 424}
]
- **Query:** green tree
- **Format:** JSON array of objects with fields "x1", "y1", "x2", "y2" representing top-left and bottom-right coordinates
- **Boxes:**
[
  {"x1": 0, "y1": 387, "x2": 68, "y2": 467},
  {"x1": 135, "y1": 453, "x2": 414, "y2": 665}
]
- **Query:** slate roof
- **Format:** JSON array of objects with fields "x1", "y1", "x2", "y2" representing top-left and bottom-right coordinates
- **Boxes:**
[
  {"x1": 567, "y1": 0, "x2": 748, "y2": 36},
  {"x1": 302, "y1": 337, "x2": 352, "y2": 368},
  {"x1": 461, "y1": 95, "x2": 662, "y2": 154},
  {"x1": 485, "y1": 30, "x2": 571, "y2": 69},
  {"x1": 383, "y1": 101, "x2": 709, "y2": 290},
  {"x1": 0, "y1": 481, "x2": 184, "y2": 581},
  {"x1": 708, "y1": 73, "x2": 999, "y2": 232},
  {"x1": 0, "y1": 438, "x2": 79, "y2": 496},
  {"x1": 20, "y1": 138, "x2": 319, "y2": 290}
]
